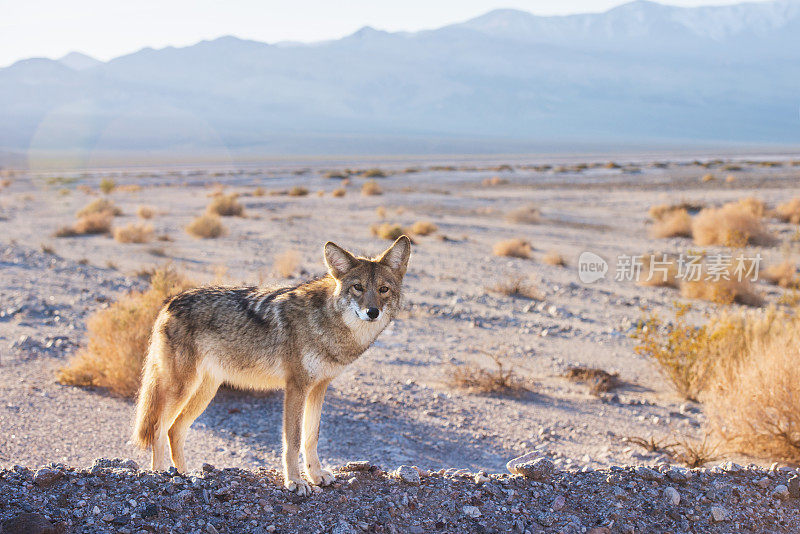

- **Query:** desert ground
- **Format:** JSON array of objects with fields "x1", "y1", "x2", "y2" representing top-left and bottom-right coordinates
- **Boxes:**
[{"x1": 1, "y1": 154, "x2": 799, "y2": 532}]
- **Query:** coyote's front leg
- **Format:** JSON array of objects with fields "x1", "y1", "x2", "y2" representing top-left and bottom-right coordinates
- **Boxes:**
[
  {"x1": 303, "y1": 380, "x2": 334, "y2": 486},
  {"x1": 283, "y1": 380, "x2": 312, "y2": 496}
]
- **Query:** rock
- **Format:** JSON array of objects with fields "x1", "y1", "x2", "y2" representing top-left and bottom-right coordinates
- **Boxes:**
[
  {"x1": 666, "y1": 467, "x2": 690, "y2": 484},
  {"x1": 772, "y1": 485, "x2": 790, "y2": 500},
  {"x1": 474, "y1": 472, "x2": 490, "y2": 484},
  {"x1": 634, "y1": 466, "x2": 663, "y2": 481},
  {"x1": 1, "y1": 513, "x2": 57, "y2": 534},
  {"x1": 716, "y1": 461, "x2": 743, "y2": 473},
  {"x1": 506, "y1": 454, "x2": 555, "y2": 480},
  {"x1": 462, "y1": 505, "x2": 482, "y2": 518},
  {"x1": 33, "y1": 467, "x2": 62, "y2": 487},
  {"x1": 141, "y1": 503, "x2": 159, "y2": 519},
  {"x1": 710, "y1": 506, "x2": 730, "y2": 522},
  {"x1": 341, "y1": 461, "x2": 371, "y2": 472},
  {"x1": 202, "y1": 463, "x2": 215, "y2": 473},
  {"x1": 788, "y1": 475, "x2": 800, "y2": 498},
  {"x1": 332, "y1": 519, "x2": 358, "y2": 534},
  {"x1": 757, "y1": 476, "x2": 771, "y2": 489},
  {"x1": 664, "y1": 487, "x2": 680, "y2": 506},
  {"x1": 551, "y1": 495, "x2": 566, "y2": 510},
  {"x1": 394, "y1": 465, "x2": 420, "y2": 486}
]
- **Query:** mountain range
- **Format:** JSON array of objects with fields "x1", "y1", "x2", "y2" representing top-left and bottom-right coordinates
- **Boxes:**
[{"x1": 1, "y1": 0, "x2": 799, "y2": 160}]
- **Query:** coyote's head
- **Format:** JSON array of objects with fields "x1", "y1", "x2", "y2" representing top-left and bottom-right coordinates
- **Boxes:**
[{"x1": 324, "y1": 236, "x2": 411, "y2": 323}]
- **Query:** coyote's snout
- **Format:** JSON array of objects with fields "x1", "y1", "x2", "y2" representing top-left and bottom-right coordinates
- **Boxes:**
[{"x1": 132, "y1": 236, "x2": 411, "y2": 495}]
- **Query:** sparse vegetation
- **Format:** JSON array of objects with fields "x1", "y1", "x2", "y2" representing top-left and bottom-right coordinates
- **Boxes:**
[
  {"x1": 563, "y1": 366, "x2": 620, "y2": 395},
  {"x1": 274, "y1": 250, "x2": 300, "y2": 278},
  {"x1": 638, "y1": 254, "x2": 679, "y2": 288},
  {"x1": 99, "y1": 177, "x2": 116, "y2": 194},
  {"x1": 482, "y1": 176, "x2": 508, "y2": 186},
  {"x1": 493, "y1": 238, "x2": 532, "y2": 259},
  {"x1": 775, "y1": 198, "x2": 800, "y2": 224},
  {"x1": 113, "y1": 223, "x2": 154, "y2": 244},
  {"x1": 447, "y1": 351, "x2": 530, "y2": 397},
  {"x1": 505, "y1": 205, "x2": 541, "y2": 225},
  {"x1": 76, "y1": 198, "x2": 121, "y2": 218},
  {"x1": 762, "y1": 260, "x2": 797, "y2": 287},
  {"x1": 331, "y1": 188, "x2": 346, "y2": 197},
  {"x1": 137, "y1": 205, "x2": 155, "y2": 219},
  {"x1": 288, "y1": 186, "x2": 309, "y2": 197},
  {"x1": 186, "y1": 214, "x2": 226, "y2": 238},
  {"x1": 680, "y1": 276, "x2": 763, "y2": 307},
  {"x1": 362, "y1": 180, "x2": 383, "y2": 196},
  {"x1": 408, "y1": 221, "x2": 438, "y2": 236},
  {"x1": 701, "y1": 173, "x2": 715, "y2": 182},
  {"x1": 57, "y1": 266, "x2": 195, "y2": 397},
  {"x1": 371, "y1": 222, "x2": 404, "y2": 241},
  {"x1": 488, "y1": 275, "x2": 542, "y2": 300},
  {"x1": 650, "y1": 209, "x2": 692, "y2": 238},
  {"x1": 692, "y1": 202, "x2": 774, "y2": 247},
  {"x1": 542, "y1": 250, "x2": 566, "y2": 266},
  {"x1": 362, "y1": 168, "x2": 385, "y2": 178},
  {"x1": 207, "y1": 193, "x2": 244, "y2": 216}
]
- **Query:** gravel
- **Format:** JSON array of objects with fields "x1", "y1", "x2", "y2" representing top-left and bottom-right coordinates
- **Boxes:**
[{"x1": 1, "y1": 459, "x2": 798, "y2": 533}]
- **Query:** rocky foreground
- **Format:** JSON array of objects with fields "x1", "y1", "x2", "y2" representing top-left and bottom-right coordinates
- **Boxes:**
[{"x1": 1, "y1": 458, "x2": 798, "y2": 534}]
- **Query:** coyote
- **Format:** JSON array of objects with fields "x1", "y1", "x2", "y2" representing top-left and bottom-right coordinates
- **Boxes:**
[{"x1": 132, "y1": 236, "x2": 411, "y2": 495}]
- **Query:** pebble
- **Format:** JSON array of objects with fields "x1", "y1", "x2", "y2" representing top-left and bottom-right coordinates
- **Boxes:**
[
  {"x1": 710, "y1": 506, "x2": 730, "y2": 522},
  {"x1": 394, "y1": 465, "x2": 420, "y2": 486},
  {"x1": 33, "y1": 467, "x2": 62, "y2": 487},
  {"x1": 462, "y1": 505, "x2": 482, "y2": 518},
  {"x1": 772, "y1": 484, "x2": 789, "y2": 500},
  {"x1": 506, "y1": 454, "x2": 555, "y2": 480},
  {"x1": 788, "y1": 475, "x2": 800, "y2": 498},
  {"x1": 664, "y1": 487, "x2": 680, "y2": 506}
]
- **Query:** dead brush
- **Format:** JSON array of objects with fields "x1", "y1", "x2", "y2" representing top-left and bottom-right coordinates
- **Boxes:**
[
  {"x1": 563, "y1": 366, "x2": 621, "y2": 395},
  {"x1": 624, "y1": 435, "x2": 678, "y2": 455},
  {"x1": 487, "y1": 275, "x2": 542, "y2": 300},
  {"x1": 362, "y1": 181, "x2": 383, "y2": 196},
  {"x1": 648, "y1": 202, "x2": 704, "y2": 221},
  {"x1": 186, "y1": 214, "x2": 226, "y2": 239},
  {"x1": 76, "y1": 198, "x2": 121, "y2": 218},
  {"x1": 638, "y1": 254, "x2": 680, "y2": 288},
  {"x1": 137, "y1": 205, "x2": 155, "y2": 219},
  {"x1": 113, "y1": 223, "x2": 154, "y2": 244},
  {"x1": 55, "y1": 211, "x2": 114, "y2": 236},
  {"x1": 482, "y1": 176, "x2": 508, "y2": 186},
  {"x1": 288, "y1": 186, "x2": 309, "y2": 197},
  {"x1": 408, "y1": 221, "x2": 438, "y2": 236},
  {"x1": 371, "y1": 222, "x2": 404, "y2": 241},
  {"x1": 762, "y1": 260, "x2": 798, "y2": 288},
  {"x1": 447, "y1": 350, "x2": 530, "y2": 397},
  {"x1": 207, "y1": 193, "x2": 245, "y2": 216},
  {"x1": 692, "y1": 202, "x2": 775, "y2": 247},
  {"x1": 650, "y1": 209, "x2": 692, "y2": 238},
  {"x1": 57, "y1": 266, "x2": 196, "y2": 397},
  {"x1": 493, "y1": 238, "x2": 532, "y2": 259},
  {"x1": 774, "y1": 198, "x2": 800, "y2": 224},
  {"x1": 680, "y1": 276, "x2": 764, "y2": 307},
  {"x1": 669, "y1": 434, "x2": 720, "y2": 468},
  {"x1": 505, "y1": 205, "x2": 541, "y2": 224}
]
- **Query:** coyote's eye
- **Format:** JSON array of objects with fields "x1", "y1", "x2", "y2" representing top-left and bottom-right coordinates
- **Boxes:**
[
  {"x1": 352, "y1": 283, "x2": 364, "y2": 292},
  {"x1": 379, "y1": 286, "x2": 389, "y2": 294}
]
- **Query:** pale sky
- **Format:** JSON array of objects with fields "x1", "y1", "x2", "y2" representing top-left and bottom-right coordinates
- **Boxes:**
[{"x1": 1, "y1": 0, "x2": 770, "y2": 68}]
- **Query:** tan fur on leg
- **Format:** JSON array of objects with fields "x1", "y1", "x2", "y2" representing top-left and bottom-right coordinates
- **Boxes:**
[
  {"x1": 303, "y1": 380, "x2": 334, "y2": 486},
  {"x1": 283, "y1": 380, "x2": 311, "y2": 495},
  {"x1": 168, "y1": 375, "x2": 221, "y2": 472}
]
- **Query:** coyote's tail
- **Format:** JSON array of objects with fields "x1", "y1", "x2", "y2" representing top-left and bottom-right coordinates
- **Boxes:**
[{"x1": 131, "y1": 339, "x2": 164, "y2": 450}]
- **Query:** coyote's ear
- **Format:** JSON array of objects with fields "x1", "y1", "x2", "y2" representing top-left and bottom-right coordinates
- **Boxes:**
[
  {"x1": 324, "y1": 241, "x2": 358, "y2": 279},
  {"x1": 378, "y1": 235, "x2": 411, "y2": 277}
]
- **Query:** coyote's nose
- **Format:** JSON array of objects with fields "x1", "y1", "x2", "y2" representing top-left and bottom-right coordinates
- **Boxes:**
[{"x1": 366, "y1": 307, "x2": 380, "y2": 320}]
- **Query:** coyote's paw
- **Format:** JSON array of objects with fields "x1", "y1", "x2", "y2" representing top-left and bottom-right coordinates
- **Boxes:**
[
  {"x1": 307, "y1": 468, "x2": 335, "y2": 486},
  {"x1": 284, "y1": 478, "x2": 312, "y2": 497}
]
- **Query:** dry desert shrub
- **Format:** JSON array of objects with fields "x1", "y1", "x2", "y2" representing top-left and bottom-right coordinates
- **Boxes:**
[
  {"x1": 447, "y1": 351, "x2": 530, "y2": 397},
  {"x1": 331, "y1": 188, "x2": 346, "y2": 197},
  {"x1": 57, "y1": 266, "x2": 195, "y2": 397},
  {"x1": 488, "y1": 275, "x2": 542, "y2": 300},
  {"x1": 648, "y1": 202, "x2": 703, "y2": 221},
  {"x1": 253, "y1": 187, "x2": 266, "y2": 197},
  {"x1": 324, "y1": 171, "x2": 347, "y2": 179},
  {"x1": 669, "y1": 435, "x2": 721, "y2": 468},
  {"x1": 274, "y1": 249, "x2": 300, "y2": 278},
  {"x1": 505, "y1": 204, "x2": 541, "y2": 224},
  {"x1": 692, "y1": 203, "x2": 774, "y2": 247},
  {"x1": 775, "y1": 198, "x2": 800, "y2": 224},
  {"x1": 113, "y1": 223, "x2": 154, "y2": 244},
  {"x1": 375, "y1": 206, "x2": 387, "y2": 219},
  {"x1": 362, "y1": 168, "x2": 385, "y2": 178},
  {"x1": 650, "y1": 208, "x2": 692, "y2": 238},
  {"x1": 77, "y1": 198, "x2": 121, "y2": 218},
  {"x1": 542, "y1": 250, "x2": 566, "y2": 266},
  {"x1": 207, "y1": 193, "x2": 244, "y2": 216},
  {"x1": 482, "y1": 176, "x2": 509, "y2": 186},
  {"x1": 732, "y1": 197, "x2": 767, "y2": 218},
  {"x1": 187, "y1": 214, "x2": 226, "y2": 238},
  {"x1": 705, "y1": 323, "x2": 800, "y2": 462},
  {"x1": 638, "y1": 254, "x2": 680, "y2": 288},
  {"x1": 371, "y1": 222, "x2": 404, "y2": 241},
  {"x1": 288, "y1": 186, "x2": 309, "y2": 197},
  {"x1": 563, "y1": 366, "x2": 621, "y2": 395},
  {"x1": 681, "y1": 276, "x2": 763, "y2": 307},
  {"x1": 99, "y1": 177, "x2": 116, "y2": 194},
  {"x1": 762, "y1": 260, "x2": 798, "y2": 288},
  {"x1": 493, "y1": 238, "x2": 532, "y2": 259},
  {"x1": 137, "y1": 205, "x2": 155, "y2": 219},
  {"x1": 409, "y1": 221, "x2": 438, "y2": 236},
  {"x1": 55, "y1": 211, "x2": 114, "y2": 237},
  {"x1": 701, "y1": 173, "x2": 715, "y2": 182},
  {"x1": 725, "y1": 174, "x2": 736, "y2": 183},
  {"x1": 362, "y1": 180, "x2": 383, "y2": 196}
]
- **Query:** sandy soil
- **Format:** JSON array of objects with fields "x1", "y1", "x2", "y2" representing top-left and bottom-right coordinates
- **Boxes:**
[{"x1": 1, "y1": 155, "x2": 799, "y2": 479}]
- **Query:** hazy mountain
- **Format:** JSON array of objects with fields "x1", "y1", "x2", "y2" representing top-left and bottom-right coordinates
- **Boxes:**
[
  {"x1": 57, "y1": 52, "x2": 103, "y2": 71},
  {"x1": 1, "y1": 0, "x2": 798, "y2": 157}
]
